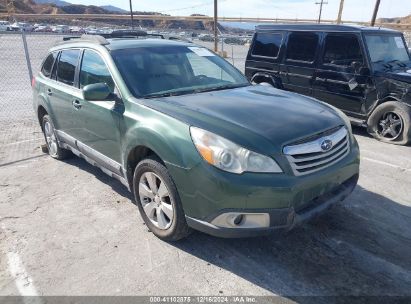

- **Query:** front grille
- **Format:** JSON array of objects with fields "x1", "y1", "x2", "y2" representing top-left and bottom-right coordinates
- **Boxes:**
[{"x1": 283, "y1": 127, "x2": 350, "y2": 176}]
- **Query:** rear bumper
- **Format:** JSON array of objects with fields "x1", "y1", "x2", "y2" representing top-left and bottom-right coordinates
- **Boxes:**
[{"x1": 186, "y1": 173, "x2": 358, "y2": 238}]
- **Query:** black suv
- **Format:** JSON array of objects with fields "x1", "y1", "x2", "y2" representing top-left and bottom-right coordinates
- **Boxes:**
[{"x1": 245, "y1": 24, "x2": 411, "y2": 145}]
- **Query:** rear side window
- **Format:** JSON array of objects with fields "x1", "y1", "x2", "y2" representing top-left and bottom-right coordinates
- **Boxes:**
[
  {"x1": 252, "y1": 32, "x2": 282, "y2": 58},
  {"x1": 41, "y1": 52, "x2": 57, "y2": 78},
  {"x1": 286, "y1": 32, "x2": 319, "y2": 62},
  {"x1": 323, "y1": 34, "x2": 364, "y2": 66},
  {"x1": 80, "y1": 50, "x2": 115, "y2": 91},
  {"x1": 57, "y1": 49, "x2": 80, "y2": 86}
]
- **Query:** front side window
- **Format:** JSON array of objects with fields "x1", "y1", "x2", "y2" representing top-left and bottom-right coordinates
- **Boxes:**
[
  {"x1": 80, "y1": 50, "x2": 115, "y2": 91},
  {"x1": 41, "y1": 52, "x2": 57, "y2": 78},
  {"x1": 57, "y1": 49, "x2": 80, "y2": 86},
  {"x1": 112, "y1": 46, "x2": 249, "y2": 98},
  {"x1": 365, "y1": 34, "x2": 410, "y2": 64},
  {"x1": 323, "y1": 34, "x2": 364, "y2": 66},
  {"x1": 286, "y1": 32, "x2": 319, "y2": 62},
  {"x1": 252, "y1": 32, "x2": 282, "y2": 58}
]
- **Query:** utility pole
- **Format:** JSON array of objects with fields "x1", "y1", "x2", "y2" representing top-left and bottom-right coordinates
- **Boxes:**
[
  {"x1": 129, "y1": 0, "x2": 134, "y2": 29},
  {"x1": 337, "y1": 0, "x2": 345, "y2": 24},
  {"x1": 315, "y1": 0, "x2": 328, "y2": 24},
  {"x1": 370, "y1": 0, "x2": 381, "y2": 26},
  {"x1": 214, "y1": 0, "x2": 218, "y2": 52}
]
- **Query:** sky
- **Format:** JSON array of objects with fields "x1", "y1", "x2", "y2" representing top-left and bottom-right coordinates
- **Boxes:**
[{"x1": 69, "y1": 0, "x2": 411, "y2": 22}]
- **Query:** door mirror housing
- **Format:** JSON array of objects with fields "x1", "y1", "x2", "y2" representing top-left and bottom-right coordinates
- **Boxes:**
[
  {"x1": 82, "y1": 83, "x2": 112, "y2": 101},
  {"x1": 350, "y1": 61, "x2": 362, "y2": 73}
]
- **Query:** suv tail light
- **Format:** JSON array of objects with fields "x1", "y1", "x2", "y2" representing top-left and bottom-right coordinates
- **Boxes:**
[{"x1": 31, "y1": 77, "x2": 36, "y2": 88}]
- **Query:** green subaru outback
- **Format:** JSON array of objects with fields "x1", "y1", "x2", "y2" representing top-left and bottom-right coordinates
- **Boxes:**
[{"x1": 32, "y1": 33, "x2": 360, "y2": 240}]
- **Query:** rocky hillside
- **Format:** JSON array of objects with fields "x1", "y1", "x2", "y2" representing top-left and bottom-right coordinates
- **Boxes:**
[
  {"x1": 0, "y1": 0, "x2": 221, "y2": 30},
  {"x1": 378, "y1": 14, "x2": 411, "y2": 24}
]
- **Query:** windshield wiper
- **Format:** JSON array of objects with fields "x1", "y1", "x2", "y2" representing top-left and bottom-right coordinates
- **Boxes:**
[
  {"x1": 386, "y1": 59, "x2": 406, "y2": 67},
  {"x1": 143, "y1": 90, "x2": 193, "y2": 99},
  {"x1": 194, "y1": 83, "x2": 249, "y2": 94},
  {"x1": 373, "y1": 60, "x2": 393, "y2": 69}
]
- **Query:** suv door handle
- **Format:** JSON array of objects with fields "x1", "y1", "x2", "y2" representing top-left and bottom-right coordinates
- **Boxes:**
[
  {"x1": 72, "y1": 99, "x2": 82, "y2": 110},
  {"x1": 47, "y1": 88, "x2": 52, "y2": 96}
]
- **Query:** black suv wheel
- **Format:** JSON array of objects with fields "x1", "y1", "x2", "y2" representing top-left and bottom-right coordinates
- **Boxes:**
[{"x1": 367, "y1": 101, "x2": 411, "y2": 145}]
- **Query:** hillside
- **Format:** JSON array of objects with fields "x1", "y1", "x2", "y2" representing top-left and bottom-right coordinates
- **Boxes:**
[
  {"x1": 377, "y1": 14, "x2": 411, "y2": 24},
  {"x1": 0, "y1": 0, "x2": 222, "y2": 30}
]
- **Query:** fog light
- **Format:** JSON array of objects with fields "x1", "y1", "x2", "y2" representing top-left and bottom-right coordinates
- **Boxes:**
[
  {"x1": 211, "y1": 212, "x2": 270, "y2": 228},
  {"x1": 233, "y1": 214, "x2": 244, "y2": 225}
]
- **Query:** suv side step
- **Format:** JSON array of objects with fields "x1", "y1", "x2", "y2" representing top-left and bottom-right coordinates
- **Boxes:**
[{"x1": 350, "y1": 117, "x2": 367, "y2": 127}]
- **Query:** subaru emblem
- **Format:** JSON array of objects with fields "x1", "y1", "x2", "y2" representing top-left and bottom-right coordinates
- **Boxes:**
[{"x1": 321, "y1": 139, "x2": 333, "y2": 152}]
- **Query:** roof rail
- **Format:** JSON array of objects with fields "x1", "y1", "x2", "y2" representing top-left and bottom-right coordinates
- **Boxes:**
[
  {"x1": 59, "y1": 34, "x2": 109, "y2": 45},
  {"x1": 100, "y1": 30, "x2": 164, "y2": 39}
]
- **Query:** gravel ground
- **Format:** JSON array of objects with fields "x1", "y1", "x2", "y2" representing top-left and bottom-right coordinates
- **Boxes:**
[
  {"x1": 0, "y1": 129, "x2": 410, "y2": 301},
  {"x1": 0, "y1": 33, "x2": 411, "y2": 302}
]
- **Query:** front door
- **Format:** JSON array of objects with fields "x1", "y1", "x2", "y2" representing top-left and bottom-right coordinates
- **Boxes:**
[
  {"x1": 313, "y1": 33, "x2": 371, "y2": 116},
  {"x1": 279, "y1": 31, "x2": 320, "y2": 96},
  {"x1": 72, "y1": 49, "x2": 123, "y2": 170}
]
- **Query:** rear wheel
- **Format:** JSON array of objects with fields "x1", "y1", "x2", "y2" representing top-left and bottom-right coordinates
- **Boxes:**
[
  {"x1": 42, "y1": 115, "x2": 72, "y2": 159},
  {"x1": 133, "y1": 157, "x2": 191, "y2": 241},
  {"x1": 367, "y1": 101, "x2": 411, "y2": 145}
]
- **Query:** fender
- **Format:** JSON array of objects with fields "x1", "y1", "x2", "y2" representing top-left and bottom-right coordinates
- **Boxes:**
[
  {"x1": 121, "y1": 107, "x2": 201, "y2": 173},
  {"x1": 367, "y1": 95, "x2": 406, "y2": 117},
  {"x1": 35, "y1": 92, "x2": 55, "y2": 126},
  {"x1": 250, "y1": 72, "x2": 282, "y2": 89}
]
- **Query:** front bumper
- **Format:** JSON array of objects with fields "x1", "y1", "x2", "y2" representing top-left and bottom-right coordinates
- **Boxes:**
[
  {"x1": 185, "y1": 173, "x2": 358, "y2": 238},
  {"x1": 167, "y1": 138, "x2": 360, "y2": 238}
]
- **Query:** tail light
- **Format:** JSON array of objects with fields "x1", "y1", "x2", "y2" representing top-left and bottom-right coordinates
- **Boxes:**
[{"x1": 31, "y1": 76, "x2": 36, "y2": 88}]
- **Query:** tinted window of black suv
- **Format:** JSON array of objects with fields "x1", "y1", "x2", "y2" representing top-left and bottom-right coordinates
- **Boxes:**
[
  {"x1": 252, "y1": 32, "x2": 282, "y2": 58},
  {"x1": 245, "y1": 24, "x2": 411, "y2": 146}
]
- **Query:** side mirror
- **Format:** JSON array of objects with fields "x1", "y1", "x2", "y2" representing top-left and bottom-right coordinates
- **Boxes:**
[
  {"x1": 350, "y1": 61, "x2": 362, "y2": 72},
  {"x1": 83, "y1": 83, "x2": 112, "y2": 101}
]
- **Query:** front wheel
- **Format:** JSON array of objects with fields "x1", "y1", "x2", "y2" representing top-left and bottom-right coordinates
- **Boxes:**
[
  {"x1": 133, "y1": 157, "x2": 191, "y2": 241},
  {"x1": 367, "y1": 101, "x2": 411, "y2": 145}
]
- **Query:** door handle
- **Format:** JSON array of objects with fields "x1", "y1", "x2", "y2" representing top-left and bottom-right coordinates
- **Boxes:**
[
  {"x1": 47, "y1": 88, "x2": 52, "y2": 96},
  {"x1": 72, "y1": 99, "x2": 82, "y2": 110}
]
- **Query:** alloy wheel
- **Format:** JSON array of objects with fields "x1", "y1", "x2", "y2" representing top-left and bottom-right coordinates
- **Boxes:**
[
  {"x1": 44, "y1": 121, "x2": 58, "y2": 157},
  {"x1": 377, "y1": 111, "x2": 403, "y2": 141},
  {"x1": 139, "y1": 172, "x2": 173, "y2": 230}
]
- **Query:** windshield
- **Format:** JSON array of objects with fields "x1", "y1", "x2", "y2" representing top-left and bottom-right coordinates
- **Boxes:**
[
  {"x1": 111, "y1": 45, "x2": 249, "y2": 98},
  {"x1": 365, "y1": 34, "x2": 410, "y2": 64}
]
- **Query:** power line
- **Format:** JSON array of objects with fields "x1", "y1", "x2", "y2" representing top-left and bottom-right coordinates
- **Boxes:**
[{"x1": 159, "y1": 0, "x2": 227, "y2": 14}]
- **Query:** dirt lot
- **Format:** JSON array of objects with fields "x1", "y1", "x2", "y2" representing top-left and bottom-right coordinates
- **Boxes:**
[
  {"x1": 1, "y1": 33, "x2": 411, "y2": 302},
  {"x1": 1, "y1": 130, "x2": 411, "y2": 301}
]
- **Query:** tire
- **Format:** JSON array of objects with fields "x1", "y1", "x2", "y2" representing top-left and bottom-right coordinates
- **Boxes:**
[
  {"x1": 367, "y1": 101, "x2": 411, "y2": 145},
  {"x1": 41, "y1": 115, "x2": 72, "y2": 160},
  {"x1": 133, "y1": 156, "x2": 191, "y2": 241}
]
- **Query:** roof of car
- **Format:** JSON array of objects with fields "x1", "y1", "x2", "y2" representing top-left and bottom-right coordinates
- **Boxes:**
[
  {"x1": 53, "y1": 36, "x2": 193, "y2": 52},
  {"x1": 256, "y1": 24, "x2": 401, "y2": 34}
]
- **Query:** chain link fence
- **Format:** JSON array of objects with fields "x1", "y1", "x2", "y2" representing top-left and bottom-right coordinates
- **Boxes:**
[
  {"x1": 0, "y1": 30, "x2": 410, "y2": 167},
  {"x1": 0, "y1": 32, "x2": 65, "y2": 166}
]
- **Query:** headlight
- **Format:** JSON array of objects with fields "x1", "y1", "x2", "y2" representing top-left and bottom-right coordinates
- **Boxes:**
[{"x1": 190, "y1": 127, "x2": 283, "y2": 174}]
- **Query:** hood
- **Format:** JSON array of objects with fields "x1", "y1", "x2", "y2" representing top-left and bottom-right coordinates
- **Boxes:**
[
  {"x1": 141, "y1": 85, "x2": 344, "y2": 153},
  {"x1": 379, "y1": 68, "x2": 411, "y2": 84}
]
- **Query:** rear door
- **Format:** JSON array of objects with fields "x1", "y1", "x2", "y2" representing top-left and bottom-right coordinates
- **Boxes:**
[
  {"x1": 313, "y1": 33, "x2": 370, "y2": 115},
  {"x1": 46, "y1": 49, "x2": 82, "y2": 137},
  {"x1": 245, "y1": 31, "x2": 284, "y2": 85},
  {"x1": 279, "y1": 31, "x2": 320, "y2": 95},
  {"x1": 73, "y1": 49, "x2": 123, "y2": 168}
]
